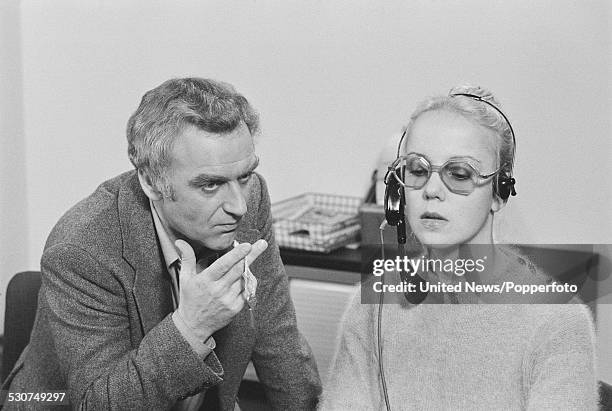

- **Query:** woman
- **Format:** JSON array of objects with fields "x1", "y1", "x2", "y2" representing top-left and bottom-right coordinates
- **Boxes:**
[{"x1": 320, "y1": 85, "x2": 597, "y2": 410}]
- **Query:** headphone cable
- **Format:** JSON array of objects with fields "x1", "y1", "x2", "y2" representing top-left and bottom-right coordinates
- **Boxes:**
[{"x1": 378, "y1": 222, "x2": 392, "y2": 411}]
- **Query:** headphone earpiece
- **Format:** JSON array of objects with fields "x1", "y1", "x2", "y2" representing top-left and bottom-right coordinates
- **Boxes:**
[
  {"x1": 496, "y1": 173, "x2": 517, "y2": 201},
  {"x1": 384, "y1": 166, "x2": 407, "y2": 244},
  {"x1": 384, "y1": 167, "x2": 402, "y2": 226}
]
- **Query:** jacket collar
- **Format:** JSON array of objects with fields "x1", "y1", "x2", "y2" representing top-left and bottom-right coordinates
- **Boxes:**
[{"x1": 117, "y1": 171, "x2": 174, "y2": 336}]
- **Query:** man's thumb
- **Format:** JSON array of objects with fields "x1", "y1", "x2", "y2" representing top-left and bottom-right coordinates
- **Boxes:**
[{"x1": 175, "y1": 239, "x2": 196, "y2": 276}]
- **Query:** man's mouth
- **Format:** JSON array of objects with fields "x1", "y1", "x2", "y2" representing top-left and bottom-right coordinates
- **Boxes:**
[{"x1": 218, "y1": 223, "x2": 238, "y2": 232}]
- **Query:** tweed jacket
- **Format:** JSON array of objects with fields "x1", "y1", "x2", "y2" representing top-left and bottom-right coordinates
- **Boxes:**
[{"x1": 2, "y1": 170, "x2": 321, "y2": 410}]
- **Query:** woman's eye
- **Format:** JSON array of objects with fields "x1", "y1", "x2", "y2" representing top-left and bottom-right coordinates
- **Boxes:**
[
  {"x1": 447, "y1": 166, "x2": 471, "y2": 180},
  {"x1": 409, "y1": 167, "x2": 428, "y2": 177}
]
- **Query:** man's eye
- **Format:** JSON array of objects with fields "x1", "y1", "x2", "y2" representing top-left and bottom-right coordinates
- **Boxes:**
[
  {"x1": 201, "y1": 182, "x2": 221, "y2": 192},
  {"x1": 238, "y1": 173, "x2": 253, "y2": 184}
]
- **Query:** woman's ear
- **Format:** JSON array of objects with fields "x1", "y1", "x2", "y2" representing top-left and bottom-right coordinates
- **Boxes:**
[
  {"x1": 137, "y1": 169, "x2": 163, "y2": 201},
  {"x1": 491, "y1": 195, "x2": 506, "y2": 213}
]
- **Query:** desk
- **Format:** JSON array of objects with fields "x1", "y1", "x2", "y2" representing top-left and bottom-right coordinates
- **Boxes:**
[{"x1": 280, "y1": 246, "x2": 362, "y2": 277}]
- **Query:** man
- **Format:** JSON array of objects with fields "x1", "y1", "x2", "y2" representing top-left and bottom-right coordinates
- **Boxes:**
[{"x1": 2, "y1": 78, "x2": 321, "y2": 409}]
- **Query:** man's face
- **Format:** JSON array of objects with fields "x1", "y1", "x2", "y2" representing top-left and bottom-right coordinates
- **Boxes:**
[{"x1": 152, "y1": 123, "x2": 258, "y2": 253}]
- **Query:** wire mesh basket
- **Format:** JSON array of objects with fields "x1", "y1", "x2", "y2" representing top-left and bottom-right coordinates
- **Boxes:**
[{"x1": 272, "y1": 193, "x2": 362, "y2": 252}]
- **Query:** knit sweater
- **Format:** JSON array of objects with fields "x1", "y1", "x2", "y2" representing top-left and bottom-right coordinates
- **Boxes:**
[{"x1": 320, "y1": 248, "x2": 597, "y2": 410}]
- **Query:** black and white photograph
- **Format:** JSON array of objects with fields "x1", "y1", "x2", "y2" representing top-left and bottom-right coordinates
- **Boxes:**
[{"x1": 0, "y1": 1, "x2": 611, "y2": 410}]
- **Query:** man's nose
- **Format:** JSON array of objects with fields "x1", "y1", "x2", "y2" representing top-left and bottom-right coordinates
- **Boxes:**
[{"x1": 223, "y1": 181, "x2": 248, "y2": 217}]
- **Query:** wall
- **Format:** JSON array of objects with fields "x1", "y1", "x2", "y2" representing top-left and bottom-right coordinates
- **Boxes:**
[
  {"x1": 600, "y1": 2, "x2": 612, "y2": 381},
  {"x1": 1, "y1": 0, "x2": 611, "y2": 379},
  {"x1": 0, "y1": 0, "x2": 27, "y2": 337}
]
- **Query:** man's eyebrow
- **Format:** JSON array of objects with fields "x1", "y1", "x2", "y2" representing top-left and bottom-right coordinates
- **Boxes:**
[
  {"x1": 240, "y1": 156, "x2": 260, "y2": 177},
  {"x1": 188, "y1": 156, "x2": 260, "y2": 187}
]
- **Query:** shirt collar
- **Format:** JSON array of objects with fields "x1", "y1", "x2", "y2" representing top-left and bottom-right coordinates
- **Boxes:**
[{"x1": 149, "y1": 199, "x2": 180, "y2": 271}]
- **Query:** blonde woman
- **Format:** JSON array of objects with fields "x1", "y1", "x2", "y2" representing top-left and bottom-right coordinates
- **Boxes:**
[{"x1": 321, "y1": 86, "x2": 597, "y2": 410}]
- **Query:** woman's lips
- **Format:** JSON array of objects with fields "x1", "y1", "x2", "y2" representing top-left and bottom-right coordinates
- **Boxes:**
[
  {"x1": 420, "y1": 212, "x2": 448, "y2": 230},
  {"x1": 420, "y1": 211, "x2": 447, "y2": 220}
]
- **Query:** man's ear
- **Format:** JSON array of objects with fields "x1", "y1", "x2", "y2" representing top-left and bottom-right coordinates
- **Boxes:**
[{"x1": 137, "y1": 169, "x2": 163, "y2": 201}]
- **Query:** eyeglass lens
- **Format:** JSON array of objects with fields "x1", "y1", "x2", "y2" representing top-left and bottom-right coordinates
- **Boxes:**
[{"x1": 403, "y1": 155, "x2": 477, "y2": 195}]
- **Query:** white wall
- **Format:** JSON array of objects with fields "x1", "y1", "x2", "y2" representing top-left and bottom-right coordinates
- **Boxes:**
[
  {"x1": 0, "y1": 0, "x2": 27, "y2": 336},
  {"x1": 600, "y1": 3, "x2": 612, "y2": 381},
  {"x1": 1, "y1": 0, "x2": 611, "y2": 379}
]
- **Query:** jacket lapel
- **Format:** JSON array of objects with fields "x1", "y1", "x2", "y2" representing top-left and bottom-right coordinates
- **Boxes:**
[{"x1": 117, "y1": 172, "x2": 174, "y2": 337}]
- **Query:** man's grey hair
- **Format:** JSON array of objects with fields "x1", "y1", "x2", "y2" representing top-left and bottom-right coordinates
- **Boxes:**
[{"x1": 126, "y1": 77, "x2": 260, "y2": 197}]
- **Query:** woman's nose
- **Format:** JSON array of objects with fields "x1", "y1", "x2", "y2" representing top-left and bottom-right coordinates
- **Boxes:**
[{"x1": 422, "y1": 171, "x2": 446, "y2": 201}]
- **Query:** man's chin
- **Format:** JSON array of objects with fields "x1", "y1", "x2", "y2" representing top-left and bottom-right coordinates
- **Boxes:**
[{"x1": 205, "y1": 232, "x2": 237, "y2": 251}]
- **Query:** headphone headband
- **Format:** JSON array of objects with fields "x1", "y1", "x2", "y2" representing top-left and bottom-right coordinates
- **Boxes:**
[
  {"x1": 449, "y1": 92, "x2": 516, "y2": 174},
  {"x1": 449, "y1": 92, "x2": 517, "y2": 200}
]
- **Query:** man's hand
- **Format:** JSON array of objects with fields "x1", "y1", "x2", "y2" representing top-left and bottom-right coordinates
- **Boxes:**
[{"x1": 174, "y1": 239, "x2": 268, "y2": 341}]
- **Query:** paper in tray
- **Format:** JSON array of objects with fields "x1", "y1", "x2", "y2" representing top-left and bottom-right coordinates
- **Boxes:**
[
  {"x1": 293, "y1": 207, "x2": 354, "y2": 226},
  {"x1": 272, "y1": 193, "x2": 362, "y2": 252}
]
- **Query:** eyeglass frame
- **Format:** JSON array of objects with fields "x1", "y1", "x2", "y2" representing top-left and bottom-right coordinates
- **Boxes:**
[{"x1": 384, "y1": 152, "x2": 501, "y2": 196}]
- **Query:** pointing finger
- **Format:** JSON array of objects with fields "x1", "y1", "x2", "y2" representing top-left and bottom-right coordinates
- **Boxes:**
[
  {"x1": 245, "y1": 239, "x2": 268, "y2": 265},
  {"x1": 207, "y1": 243, "x2": 252, "y2": 281}
]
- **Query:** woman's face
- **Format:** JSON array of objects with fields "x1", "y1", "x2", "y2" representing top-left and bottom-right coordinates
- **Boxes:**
[{"x1": 403, "y1": 109, "x2": 503, "y2": 250}]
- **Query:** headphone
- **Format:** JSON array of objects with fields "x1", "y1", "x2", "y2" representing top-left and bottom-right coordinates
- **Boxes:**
[{"x1": 384, "y1": 92, "x2": 517, "y2": 244}]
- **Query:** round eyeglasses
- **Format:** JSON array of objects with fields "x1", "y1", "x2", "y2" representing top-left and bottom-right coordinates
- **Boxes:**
[{"x1": 384, "y1": 152, "x2": 501, "y2": 196}]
